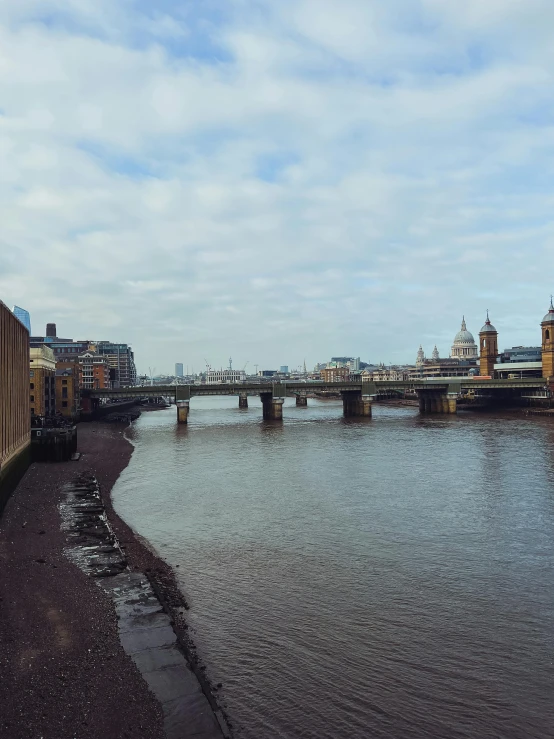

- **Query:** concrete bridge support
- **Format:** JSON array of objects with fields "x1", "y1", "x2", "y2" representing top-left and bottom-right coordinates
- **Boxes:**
[
  {"x1": 342, "y1": 392, "x2": 372, "y2": 418},
  {"x1": 418, "y1": 393, "x2": 457, "y2": 414},
  {"x1": 296, "y1": 394, "x2": 308, "y2": 407},
  {"x1": 177, "y1": 400, "x2": 190, "y2": 424},
  {"x1": 261, "y1": 395, "x2": 284, "y2": 420},
  {"x1": 239, "y1": 392, "x2": 248, "y2": 409}
]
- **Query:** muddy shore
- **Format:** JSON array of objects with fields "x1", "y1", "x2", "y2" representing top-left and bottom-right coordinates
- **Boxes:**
[{"x1": 0, "y1": 421, "x2": 228, "y2": 739}]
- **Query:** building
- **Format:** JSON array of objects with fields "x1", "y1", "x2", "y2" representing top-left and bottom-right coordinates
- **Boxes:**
[
  {"x1": 320, "y1": 367, "x2": 350, "y2": 382},
  {"x1": 30, "y1": 325, "x2": 137, "y2": 388},
  {"x1": 29, "y1": 345, "x2": 56, "y2": 418},
  {"x1": 409, "y1": 358, "x2": 478, "y2": 379},
  {"x1": 363, "y1": 365, "x2": 411, "y2": 381},
  {"x1": 414, "y1": 318, "x2": 479, "y2": 378},
  {"x1": 175, "y1": 363, "x2": 184, "y2": 378},
  {"x1": 78, "y1": 351, "x2": 110, "y2": 390},
  {"x1": 541, "y1": 301, "x2": 554, "y2": 379},
  {"x1": 206, "y1": 369, "x2": 246, "y2": 384},
  {"x1": 279, "y1": 366, "x2": 289, "y2": 374},
  {"x1": 1, "y1": 300, "x2": 31, "y2": 509},
  {"x1": 12, "y1": 306, "x2": 31, "y2": 333},
  {"x1": 451, "y1": 317, "x2": 478, "y2": 359},
  {"x1": 55, "y1": 367, "x2": 80, "y2": 420},
  {"x1": 96, "y1": 342, "x2": 137, "y2": 387}
]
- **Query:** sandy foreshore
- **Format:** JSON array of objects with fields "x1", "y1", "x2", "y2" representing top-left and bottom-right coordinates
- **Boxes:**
[{"x1": 0, "y1": 420, "x2": 228, "y2": 739}]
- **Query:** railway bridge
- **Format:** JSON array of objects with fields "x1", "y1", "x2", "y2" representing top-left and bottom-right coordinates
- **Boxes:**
[{"x1": 83, "y1": 377, "x2": 550, "y2": 423}]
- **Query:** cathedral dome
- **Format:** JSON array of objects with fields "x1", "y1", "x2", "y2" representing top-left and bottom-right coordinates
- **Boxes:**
[
  {"x1": 451, "y1": 317, "x2": 478, "y2": 359},
  {"x1": 453, "y1": 318, "x2": 475, "y2": 345}
]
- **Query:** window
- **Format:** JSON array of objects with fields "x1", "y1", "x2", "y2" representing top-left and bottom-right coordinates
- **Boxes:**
[
  {"x1": 62, "y1": 379, "x2": 67, "y2": 385},
  {"x1": 62, "y1": 387, "x2": 68, "y2": 398},
  {"x1": 546, "y1": 329, "x2": 550, "y2": 341},
  {"x1": 31, "y1": 408, "x2": 34, "y2": 414},
  {"x1": 62, "y1": 401, "x2": 68, "y2": 408},
  {"x1": 30, "y1": 395, "x2": 34, "y2": 401},
  {"x1": 30, "y1": 383, "x2": 34, "y2": 389}
]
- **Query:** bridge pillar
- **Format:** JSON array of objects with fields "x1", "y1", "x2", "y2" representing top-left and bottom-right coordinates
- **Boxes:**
[
  {"x1": 239, "y1": 392, "x2": 248, "y2": 409},
  {"x1": 261, "y1": 394, "x2": 283, "y2": 420},
  {"x1": 418, "y1": 392, "x2": 457, "y2": 414},
  {"x1": 177, "y1": 400, "x2": 189, "y2": 424},
  {"x1": 342, "y1": 392, "x2": 372, "y2": 418},
  {"x1": 296, "y1": 394, "x2": 308, "y2": 407}
]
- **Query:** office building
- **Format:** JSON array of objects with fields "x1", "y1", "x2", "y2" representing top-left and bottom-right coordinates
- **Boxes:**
[
  {"x1": 175, "y1": 363, "x2": 184, "y2": 377},
  {"x1": 11, "y1": 306, "x2": 31, "y2": 334}
]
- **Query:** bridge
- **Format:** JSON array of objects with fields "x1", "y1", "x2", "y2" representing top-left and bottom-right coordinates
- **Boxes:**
[{"x1": 83, "y1": 377, "x2": 551, "y2": 423}]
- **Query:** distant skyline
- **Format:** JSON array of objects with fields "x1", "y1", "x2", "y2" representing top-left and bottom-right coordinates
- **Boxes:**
[{"x1": 1, "y1": 1, "x2": 553, "y2": 373}]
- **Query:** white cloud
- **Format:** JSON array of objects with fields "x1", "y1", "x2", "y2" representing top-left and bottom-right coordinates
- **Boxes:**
[{"x1": 0, "y1": 0, "x2": 553, "y2": 371}]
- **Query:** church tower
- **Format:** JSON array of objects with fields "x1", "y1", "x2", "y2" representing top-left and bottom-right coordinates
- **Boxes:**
[
  {"x1": 416, "y1": 346, "x2": 425, "y2": 366},
  {"x1": 431, "y1": 346, "x2": 439, "y2": 361},
  {"x1": 479, "y1": 311, "x2": 498, "y2": 377},
  {"x1": 541, "y1": 300, "x2": 554, "y2": 378}
]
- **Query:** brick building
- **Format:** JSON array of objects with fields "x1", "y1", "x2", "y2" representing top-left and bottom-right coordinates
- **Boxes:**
[
  {"x1": 78, "y1": 351, "x2": 110, "y2": 389},
  {"x1": 55, "y1": 367, "x2": 80, "y2": 420},
  {"x1": 320, "y1": 367, "x2": 350, "y2": 382},
  {"x1": 30, "y1": 345, "x2": 56, "y2": 418}
]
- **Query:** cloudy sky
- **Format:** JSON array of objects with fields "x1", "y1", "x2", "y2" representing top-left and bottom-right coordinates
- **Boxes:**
[{"x1": 1, "y1": 1, "x2": 553, "y2": 374}]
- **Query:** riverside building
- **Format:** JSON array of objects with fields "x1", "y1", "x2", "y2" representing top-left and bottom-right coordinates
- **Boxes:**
[
  {"x1": 206, "y1": 369, "x2": 246, "y2": 384},
  {"x1": 0, "y1": 300, "x2": 31, "y2": 510},
  {"x1": 29, "y1": 345, "x2": 56, "y2": 418}
]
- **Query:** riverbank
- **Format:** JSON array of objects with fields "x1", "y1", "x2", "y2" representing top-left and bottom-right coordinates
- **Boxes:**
[{"x1": 0, "y1": 421, "x2": 228, "y2": 739}]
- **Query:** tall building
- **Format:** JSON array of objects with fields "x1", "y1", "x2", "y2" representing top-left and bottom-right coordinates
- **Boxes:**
[
  {"x1": 451, "y1": 317, "x2": 478, "y2": 359},
  {"x1": 29, "y1": 345, "x2": 56, "y2": 418},
  {"x1": 479, "y1": 312, "x2": 498, "y2": 377},
  {"x1": 1, "y1": 300, "x2": 31, "y2": 509},
  {"x1": 175, "y1": 363, "x2": 184, "y2": 377},
  {"x1": 11, "y1": 306, "x2": 31, "y2": 333},
  {"x1": 541, "y1": 300, "x2": 554, "y2": 379}
]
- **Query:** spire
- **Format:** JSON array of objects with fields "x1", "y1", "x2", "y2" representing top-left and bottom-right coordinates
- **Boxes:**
[
  {"x1": 461, "y1": 316, "x2": 467, "y2": 331},
  {"x1": 485, "y1": 309, "x2": 490, "y2": 325}
]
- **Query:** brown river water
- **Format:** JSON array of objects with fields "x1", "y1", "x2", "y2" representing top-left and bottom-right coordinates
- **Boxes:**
[{"x1": 113, "y1": 399, "x2": 554, "y2": 739}]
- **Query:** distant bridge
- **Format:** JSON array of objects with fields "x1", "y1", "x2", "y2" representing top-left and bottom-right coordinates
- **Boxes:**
[{"x1": 83, "y1": 378, "x2": 551, "y2": 423}]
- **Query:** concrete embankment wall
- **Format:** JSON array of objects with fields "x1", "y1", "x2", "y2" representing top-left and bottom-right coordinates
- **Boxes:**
[{"x1": 0, "y1": 300, "x2": 31, "y2": 514}]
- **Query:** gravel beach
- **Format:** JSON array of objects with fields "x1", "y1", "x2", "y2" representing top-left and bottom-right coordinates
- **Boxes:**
[{"x1": 0, "y1": 421, "x2": 201, "y2": 739}]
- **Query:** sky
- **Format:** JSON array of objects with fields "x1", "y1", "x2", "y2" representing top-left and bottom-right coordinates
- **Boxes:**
[{"x1": 1, "y1": 0, "x2": 554, "y2": 374}]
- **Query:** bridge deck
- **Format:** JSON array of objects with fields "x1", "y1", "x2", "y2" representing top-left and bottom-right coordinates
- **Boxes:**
[{"x1": 86, "y1": 377, "x2": 548, "y2": 400}]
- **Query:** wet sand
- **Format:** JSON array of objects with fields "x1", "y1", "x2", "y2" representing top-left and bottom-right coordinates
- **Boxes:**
[{"x1": 0, "y1": 421, "x2": 227, "y2": 739}]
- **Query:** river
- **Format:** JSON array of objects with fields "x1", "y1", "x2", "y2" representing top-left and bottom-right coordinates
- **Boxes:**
[{"x1": 112, "y1": 398, "x2": 554, "y2": 739}]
